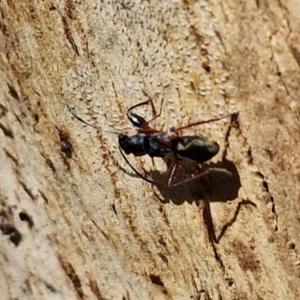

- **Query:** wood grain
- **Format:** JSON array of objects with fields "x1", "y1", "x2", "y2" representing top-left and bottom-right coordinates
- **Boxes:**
[{"x1": 0, "y1": 1, "x2": 300, "y2": 299}]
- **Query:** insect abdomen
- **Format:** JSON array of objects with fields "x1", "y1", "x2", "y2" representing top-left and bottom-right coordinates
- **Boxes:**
[{"x1": 173, "y1": 136, "x2": 219, "y2": 163}]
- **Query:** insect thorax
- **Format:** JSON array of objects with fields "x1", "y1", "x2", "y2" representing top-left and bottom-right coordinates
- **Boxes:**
[{"x1": 118, "y1": 133, "x2": 171, "y2": 158}]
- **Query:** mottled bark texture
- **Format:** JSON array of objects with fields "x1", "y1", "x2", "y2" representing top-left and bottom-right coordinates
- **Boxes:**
[{"x1": 1, "y1": 1, "x2": 300, "y2": 299}]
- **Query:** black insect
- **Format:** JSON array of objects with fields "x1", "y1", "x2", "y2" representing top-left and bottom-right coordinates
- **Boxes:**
[
  {"x1": 67, "y1": 92, "x2": 232, "y2": 187},
  {"x1": 55, "y1": 126, "x2": 72, "y2": 158}
]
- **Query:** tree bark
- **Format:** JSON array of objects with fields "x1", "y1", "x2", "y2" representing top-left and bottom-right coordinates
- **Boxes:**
[{"x1": 1, "y1": 1, "x2": 300, "y2": 299}]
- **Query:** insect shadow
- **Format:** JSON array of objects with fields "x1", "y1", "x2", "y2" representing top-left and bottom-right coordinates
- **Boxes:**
[
  {"x1": 149, "y1": 156, "x2": 247, "y2": 244},
  {"x1": 149, "y1": 157, "x2": 241, "y2": 205},
  {"x1": 150, "y1": 156, "x2": 253, "y2": 245}
]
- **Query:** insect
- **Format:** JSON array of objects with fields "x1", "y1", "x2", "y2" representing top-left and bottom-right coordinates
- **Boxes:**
[
  {"x1": 55, "y1": 126, "x2": 72, "y2": 158},
  {"x1": 67, "y1": 91, "x2": 233, "y2": 187}
]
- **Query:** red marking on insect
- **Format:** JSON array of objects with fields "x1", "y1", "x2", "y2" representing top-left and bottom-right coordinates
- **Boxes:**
[{"x1": 67, "y1": 91, "x2": 234, "y2": 187}]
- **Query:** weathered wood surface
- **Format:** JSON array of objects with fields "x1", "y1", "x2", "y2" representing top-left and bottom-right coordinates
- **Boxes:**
[{"x1": 1, "y1": 1, "x2": 300, "y2": 299}]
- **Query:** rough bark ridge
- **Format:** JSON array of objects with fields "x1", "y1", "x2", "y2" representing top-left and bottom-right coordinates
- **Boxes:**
[{"x1": 0, "y1": 1, "x2": 300, "y2": 299}]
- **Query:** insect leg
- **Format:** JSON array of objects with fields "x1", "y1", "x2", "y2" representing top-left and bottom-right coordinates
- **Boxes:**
[
  {"x1": 168, "y1": 166, "x2": 209, "y2": 188},
  {"x1": 127, "y1": 99, "x2": 151, "y2": 128},
  {"x1": 119, "y1": 146, "x2": 158, "y2": 185},
  {"x1": 167, "y1": 161, "x2": 180, "y2": 187},
  {"x1": 127, "y1": 90, "x2": 164, "y2": 132},
  {"x1": 168, "y1": 163, "x2": 231, "y2": 188},
  {"x1": 171, "y1": 113, "x2": 237, "y2": 135}
]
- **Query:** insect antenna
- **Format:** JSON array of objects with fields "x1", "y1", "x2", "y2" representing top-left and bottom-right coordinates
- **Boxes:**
[
  {"x1": 66, "y1": 103, "x2": 120, "y2": 135},
  {"x1": 67, "y1": 103, "x2": 158, "y2": 185}
]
